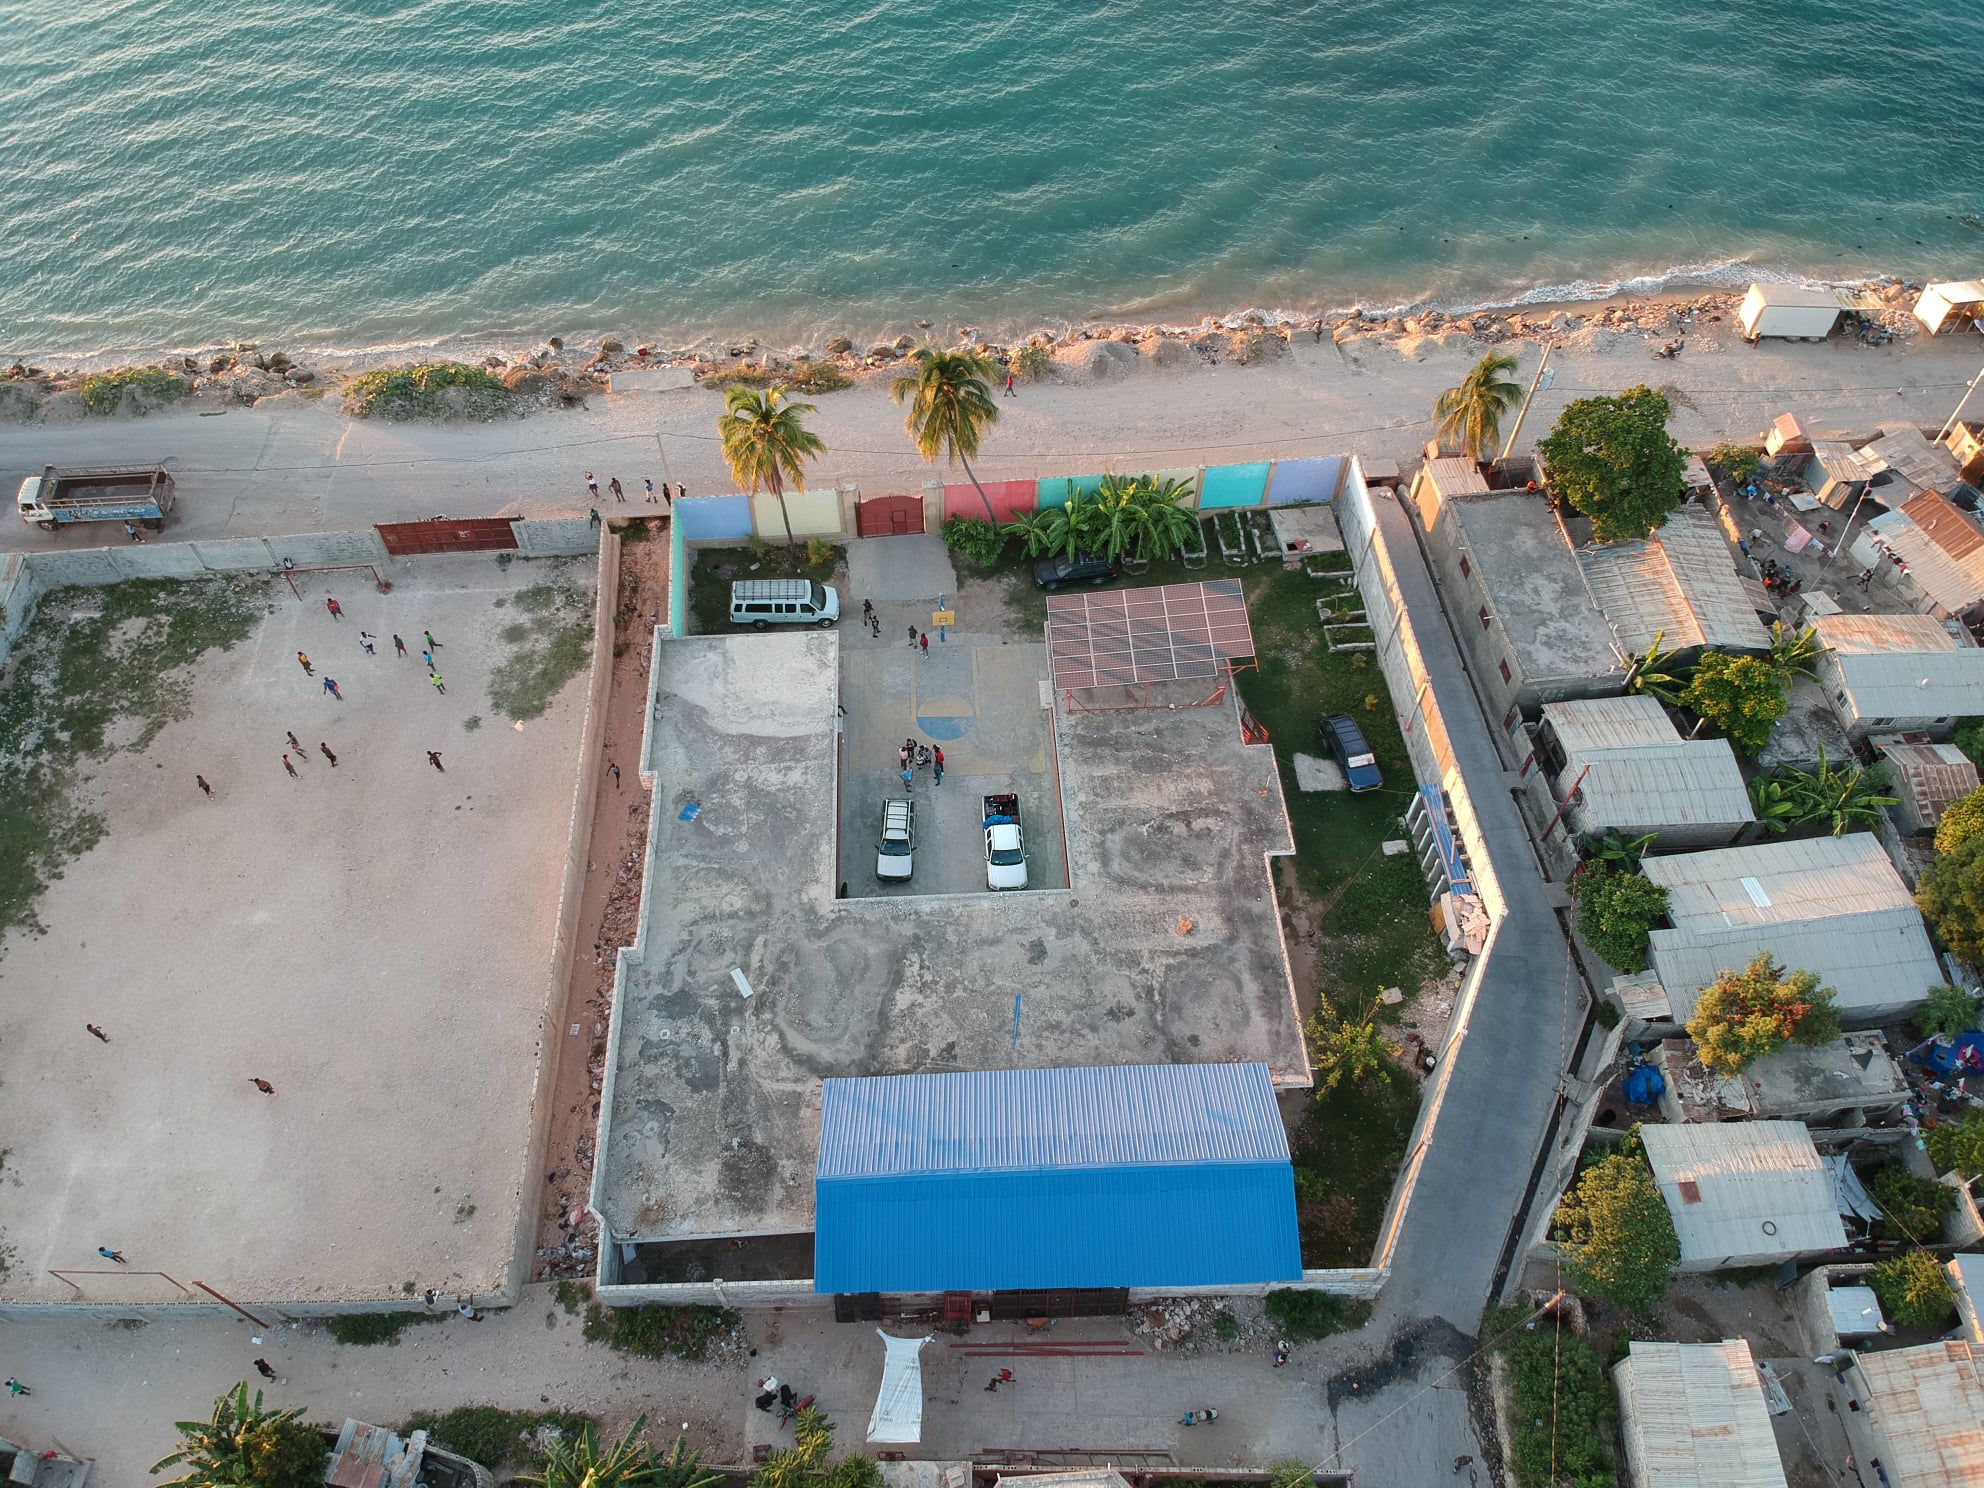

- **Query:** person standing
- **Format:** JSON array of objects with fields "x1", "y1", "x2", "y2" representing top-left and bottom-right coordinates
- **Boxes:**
[
  {"x1": 898, "y1": 743, "x2": 911, "y2": 770},
  {"x1": 644, "y1": 477, "x2": 657, "y2": 503},
  {"x1": 297, "y1": 651, "x2": 314, "y2": 676},
  {"x1": 196, "y1": 774, "x2": 213, "y2": 797},
  {"x1": 1005, "y1": 369, "x2": 1016, "y2": 398},
  {"x1": 870, "y1": 612, "x2": 881, "y2": 639},
  {"x1": 675, "y1": 483, "x2": 688, "y2": 501},
  {"x1": 393, "y1": 634, "x2": 408, "y2": 657},
  {"x1": 610, "y1": 762, "x2": 621, "y2": 788},
  {"x1": 933, "y1": 746, "x2": 945, "y2": 785},
  {"x1": 98, "y1": 1248, "x2": 127, "y2": 1264},
  {"x1": 584, "y1": 472, "x2": 599, "y2": 499},
  {"x1": 609, "y1": 477, "x2": 625, "y2": 502},
  {"x1": 900, "y1": 766, "x2": 914, "y2": 792},
  {"x1": 86, "y1": 1023, "x2": 110, "y2": 1043},
  {"x1": 907, "y1": 625, "x2": 919, "y2": 648},
  {"x1": 319, "y1": 742, "x2": 338, "y2": 767},
  {"x1": 323, "y1": 676, "x2": 342, "y2": 700},
  {"x1": 430, "y1": 672, "x2": 447, "y2": 695},
  {"x1": 123, "y1": 521, "x2": 140, "y2": 542},
  {"x1": 325, "y1": 597, "x2": 343, "y2": 621},
  {"x1": 283, "y1": 754, "x2": 298, "y2": 778},
  {"x1": 427, "y1": 751, "x2": 445, "y2": 772},
  {"x1": 919, "y1": 633, "x2": 929, "y2": 655},
  {"x1": 589, "y1": 507, "x2": 601, "y2": 530},
  {"x1": 250, "y1": 1077, "x2": 276, "y2": 1095},
  {"x1": 1453, "y1": 1457, "x2": 1473, "y2": 1473},
  {"x1": 458, "y1": 1296, "x2": 483, "y2": 1321}
]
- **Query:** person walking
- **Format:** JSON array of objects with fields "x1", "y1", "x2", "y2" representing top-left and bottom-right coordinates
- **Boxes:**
[
  {"x1": 97, "y1": 1248, "x2": 127, "y2": 1264},
  {"x1": 427, "y1": 751, "x2": 445, "y2": 772},
  {"x1": 297, "y1": 651, "x2": 314, "y2": 676},
  {"x1": 319, "y1": 742, "x2": 338, "y2": 767},
  {"x1": 900, "y1": 766, "x2": 914, "y2": 792},
  {"x1": 323, "y1": 676, "x2": 342, "y2": 700},
  {"x1": 1005, "y1": 369, "x2": 1016, "y2": 398},
  {"x1": 869, "y1": 612, "x2": 881, "y2": 639},
  {"x1": 253, "y1": 1358, "x2": 279, "y2": 1381},
  {"x1": 584, "y1": 472, "x2": 599, "y2": 499},
  {"x1": 358, "y1": 631, "x2": 376, "y2": 655},
  {"x1": 196, "y1": 774, "x2": 213, "y2": 797},
  {"x1": 644, "y1": 477, "x2": 657, "y2": 502},
  {"x1": 862, "y1": 599, "x2": 875, "y2": 627},
  {"x1": 907, "y1": 624, "x2": 919, "y2": 647},
  {"x1": 458, "y1": 1296, "x2": 483, "y2": 1321},
  {"x1": 933, "y1": 746, "x2": 945, "y2": 786},
  {"x1": 919, "y1": 633, "x2": 929, "y2": 655},
  {"x1": 86, "y1": 1023, "x2": 110, "y2": 1043},
  {"x1": 423, "y1": 649, "x2": 434, "y2": 670},
  {"x1": 424, "y1": 630, "x2": 440, "y2": 651},
  {"x1": 283, "y1": 754, "x2": 298, "y2": 778},
  {"x1": 430, "y1": 672, "x2": 446, "y2": 695},
  {"x1": 610, "y1": 761, "x2": 621, "y2": 788},
  {"x1": 123, "y1": 520, "x2": 141, "y2": 542},
  {"x1": 609, "y1": 477, "x2": 625, "y2": 502},
  {"x1": 250, "y1": 1077, "x2": 276, "y2": 1095},
  {"x1": 393, "y1": 634, "x2": 407, "y2": 658},
  {"x1": 286, "y1": 729, "x2": 303, "y2": 753},
  {"x1": 4, "y1": 1379, "x2": 28, "y2": 1396},
  {"x1": 325, "y1": 597, "x2": 343, "y2": 621}
]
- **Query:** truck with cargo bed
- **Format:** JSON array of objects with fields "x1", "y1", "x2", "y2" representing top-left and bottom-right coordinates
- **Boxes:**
[
  {"x1": 982, "y1": 793, "x2": 1028, "y2": 890},
  {"x1": 17, "y1": 464, "x2": 175, "y2": 530}
]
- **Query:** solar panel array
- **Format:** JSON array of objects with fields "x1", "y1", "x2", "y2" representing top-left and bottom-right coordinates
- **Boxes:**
[{"x1": 1046, "y1": 580, "x2": 1255, "y2": 691}]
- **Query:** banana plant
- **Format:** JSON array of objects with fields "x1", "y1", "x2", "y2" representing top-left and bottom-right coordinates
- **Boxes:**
[
  {"x1": 1747, "y1": 772, "x2": 1802, "y2": 835},
  {"x1": 1580, "y1": 828, "x2": 1658, "y2": 868},
  {"x1": 1625, "y1": 629, "x2": 1689, "y2": 706},
  {"x1": 1766, "y1": 621, "x2": 1829, "y2": 687},
  {"x1": 1796, "y1": 746, "x2": 1897, "y2": 837}
]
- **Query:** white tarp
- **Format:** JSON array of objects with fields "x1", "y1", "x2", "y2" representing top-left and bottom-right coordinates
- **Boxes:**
[{"x1": 867, "y1": 1330, "x2": 932, "y2": 1444}]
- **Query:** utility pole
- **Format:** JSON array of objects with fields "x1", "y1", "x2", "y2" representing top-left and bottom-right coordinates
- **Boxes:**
[
  {"x1": 1498, "y1": 343, "x2": 1555, "y2": 464},
  {"x1": 1937, "y1": 364, "x2": 1984, "y2": 444}
]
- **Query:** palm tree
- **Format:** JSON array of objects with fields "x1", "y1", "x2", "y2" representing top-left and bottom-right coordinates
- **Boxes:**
[
  {"x1": 1430, "y1": 351, "x2": 1523, "y2": 461},
  {"x1": 1624, "y1": 630, "x2": 1688, "y2": 707},
  {"x1": 1138, "y1": 477, "x2": 1201, "y2": 562},
  {"x1": 716, "y1": 385, "x2": 825, "y2": 556},
  {"x1": 891, "y1": 347, "x2": 1001, "y2": 520},
  {"x1": 523, "y1": 1418, "x2": 721, "y2": 1488},
  {"x1": 1766, "y1": 621, "x2": 1828, "y2": 687},
  {"x1": 1040, "y1": 490, "x2": 1102, "y2": 562},
  {"x1": 153, "y1": 1383, "x2": 325, "y2": 1488},
  {"x1": 1793, "y1": 747, "x2": 1898, "y2": 837},
  {"x1": 1002, "y1": 507, "x2": 1057, "y2": 557}
]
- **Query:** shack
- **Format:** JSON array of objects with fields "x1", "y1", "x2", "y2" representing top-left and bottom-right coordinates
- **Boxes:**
[
  {"x1": 1739, "y1": 284, "x2": 1848, "y2": 342},
  {"x1": 1640, "y1": 1121, "x2": 1848, "y2": 1272},
  {"x1": 1915, "y1": 281, "x2": 1984, "y2": 336}
]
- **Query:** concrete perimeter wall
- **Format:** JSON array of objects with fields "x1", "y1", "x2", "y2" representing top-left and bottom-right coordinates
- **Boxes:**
[{"x1": 592, "y1": 1268, "x2": 1386, "y2": 1310}]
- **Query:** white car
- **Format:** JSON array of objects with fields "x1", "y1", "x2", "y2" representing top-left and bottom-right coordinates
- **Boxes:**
[
  {"x1": 876, "y1": 798, "x2": 914, "y2": 881},
  {"x1": 982, "y1": 793, "x2": 1028, "y2": 890}
]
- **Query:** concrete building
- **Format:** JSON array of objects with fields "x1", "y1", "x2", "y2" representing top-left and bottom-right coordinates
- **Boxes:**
[
  {"x1": 1640, "y1": 1121, "x2": 1848, "y2": 1271},
  {"x1": 1839, "y1": 1341, "x2": 1984, "y2": 1486},
  {"x1": 1576, "y1": 504, "x2": 1771, "y2": 657},
  {"x1": 1654, "y1": 1030, "x2": 1907, "y2": 1126},
  {"x1": 1409, "y1": 473, "x2": 1624, "y2": 743},
  {"x1": 1880, "y1": 740, "x2": 1982, "y2": 836},
  {"x1": 1812, "y1": 612, "x2": 1984, "y2": 742},
  {"x1": 1532, "y1": 695, "x2": 1753, "y2": 849},
  {"x1": 1613, "y1": 1339, "x2": 1788, "y2": 1488}
]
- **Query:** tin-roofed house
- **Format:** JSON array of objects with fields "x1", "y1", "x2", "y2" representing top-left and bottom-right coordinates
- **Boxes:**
[
  {"x1": 1838, "y1": 1341, "x2": 1984, "y2": 1487},
  {"x1": 1533, "y1": 696, "x2": 1754, "y2": 851},
  {"x1": 1577, "y1": 505, "x2": 1771, "y2": 660},
  {"x1": 1862, "y1": 489, "x2": 1984, "y2": 621},
  {"x1": 1639, "y1": 1121, "x2": 1848, "y2": 1272},
  {"x1": 1637, "y1": 835, "x2": 1943, "y2": 1027},
  {"x1": 1880, "y1": 740, "x2": 1981, "y2": 836},
  {"x1": 1812, "y1": 612, "x2": 1984, "y2": 743},
  {"x1": 1613, "y1": 1339, "x2": 1789, "y2": 1488}
]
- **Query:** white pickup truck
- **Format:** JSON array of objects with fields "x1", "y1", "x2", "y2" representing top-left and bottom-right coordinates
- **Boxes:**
[{"x1": 982, "y1": 793, "x2": 1028, "y2": 890}]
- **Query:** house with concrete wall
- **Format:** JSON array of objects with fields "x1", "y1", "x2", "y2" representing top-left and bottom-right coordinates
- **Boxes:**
[
  {"x1": 1640, "y1": 1121, "x2": 1848, "y2": 1272},
  {"x1": 1531, "y1": 695, "x2": 1753, "y2": 850},
  {"x1": 1653, "y1": 1030, "x2": 1907, "y2": 1126},
  {"x1": 1613, "y1": 1339, "x2": 1789, "y2": 1488},
  {"x1": 1812, "y1": 612, "x2": 1984, "y2": 743}
]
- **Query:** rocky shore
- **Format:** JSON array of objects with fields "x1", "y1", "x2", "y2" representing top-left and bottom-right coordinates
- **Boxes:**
[{"x1": 0, "y1": 276, "x2": 1932, "y2": 424}]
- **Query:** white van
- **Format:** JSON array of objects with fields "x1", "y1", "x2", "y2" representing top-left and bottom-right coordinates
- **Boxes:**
[{"x1": 729, "y1": 579, "x2": 840, "y2": 629}]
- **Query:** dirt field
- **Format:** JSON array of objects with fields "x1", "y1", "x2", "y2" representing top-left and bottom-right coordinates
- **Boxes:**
[{"x1": 0, "y1": 553, "x2": 593, "y2": 1304}]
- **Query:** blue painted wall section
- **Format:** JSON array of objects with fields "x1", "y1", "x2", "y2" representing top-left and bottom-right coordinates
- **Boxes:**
[
  {"x1": 674, "y1": 494, "x2": 754, "y2": 541},
  {"x1": 1267, "y1": 456, "x2": 1344, "y2": 505}
]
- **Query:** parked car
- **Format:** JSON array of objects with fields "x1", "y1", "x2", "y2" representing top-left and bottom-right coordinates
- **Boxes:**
[
  {"x1": 876, "y1": 798, "x2": 915, "y2": 881},
  {"x1": 1032, "y1": 552, "x2": 1119, "y2": 590},
  {"x1": 1319, "y1": 713, "x2": 1383, "y2": 792},
  {"x1": 982, "y1": 792, "x2": 1028, "y2": 890},
  {"x1": 729, "y1": 579, "x2": 840, "y2": 629}
]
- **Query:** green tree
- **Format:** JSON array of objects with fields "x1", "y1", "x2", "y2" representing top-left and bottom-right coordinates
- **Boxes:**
[
  {"x1": 1706, "y1": 441, "x2": 1763, "y2": 485},
  {"x1": 1430, "y1": 350, "x2": 1523, "y2": 461},
  {"x1": 1869, "y1": 1249, "x2": 1956, "y2": 1328},
  {"x1": 1681, "y1": 651, "x2": 1787, "y2": 755},
  {"x1": 717, "y1": 385, "x2": 826, "y2": 556},
  {"x1": 750, "y1": 1407, "x2": 832, "y2": 1488},
  {"x1": 891, "y1": 347, "x2": 1001, "y2": 521},
  {"x1": 1917, "y1": 983, "x2": 1982, "y2": 1039},
  {"x1": 1936, "y1": 783, "x2": 1984, "y2": 855},
  {"x1": 1307, "y1": 999, "x2": 1396, "y2": 1094},
  {"x1": 1624, "y1": 629, "x2": 1689, "y2": 707},
  {"x1": 1580, "y1": 828, "x2": 1658, "y2": 870},
  {"x1": 1791, "y1": 748, "x2": 1897, "y2": 836},
  {"x1": 523, "y1": 1417, "x2": 720, "y2": 1488},
  {"x1": 1867, "y1": 1163, "x2": 1956, "y2": 1243},
  {"x1": 1918, "y1": 832, "x2": 1984, "y2": 961},
  {"x1": 939, "y1": 515, "x2": 1005, "y2": 566},
  {"x1": 1554, "y1": 1149, "x2": 1680, "y2": 1313},
  {"x1": 1569, "y1": 863, "x2": 1671, "y2": 973},
  {"x1": 152, "y1": 1383, "x2": 326, "y2": 1488},
  {"x1": 1928, "y1": 1107, "x2": 1984, "y2": 1178},
  {"x1": 1952, "y1": 718, "x2": 1984, "y2": 771},
  {"x1": 1766, "y1": 621, "x2": 1828, "y2": 686},
  {"x1": 1537, "y1": 384, "x2": 1687, "y2": 541},
  {"x1": 1685, "y1": 953, "x2": 1842, "y2": 1076}
]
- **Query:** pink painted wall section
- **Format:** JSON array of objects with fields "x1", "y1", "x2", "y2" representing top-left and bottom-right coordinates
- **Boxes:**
[{"x1": 943, "y1": 480, "x2": 1039, "y2": 523}]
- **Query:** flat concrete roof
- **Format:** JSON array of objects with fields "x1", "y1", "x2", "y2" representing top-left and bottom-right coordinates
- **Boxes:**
[
  {"x1": 597, "y1": 632, "x2": 1303, "y2": 1244},
  {"x1": 1447, "y1": 495, "x2": 1623, "y2": 686}
]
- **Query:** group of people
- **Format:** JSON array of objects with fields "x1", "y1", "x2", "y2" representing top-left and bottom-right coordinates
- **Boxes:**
[
  {"x1": 584, "y1": 471, "x2": 680, "y2": 505},
  {"x1": 897, "y1": 736, "x2": 944, "y2": 789},
  {"x1": 1757, "y1": 556, "x2": 1804, "y2": 598}
]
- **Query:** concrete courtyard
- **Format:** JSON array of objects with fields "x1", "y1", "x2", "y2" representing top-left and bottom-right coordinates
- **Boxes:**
[{"x1": 0, "y1": 554, "x2": 593, "y2": 1305}]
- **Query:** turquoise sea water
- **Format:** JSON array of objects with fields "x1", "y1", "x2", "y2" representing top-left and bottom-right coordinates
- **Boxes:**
[{"x1": 6, "y1": 0, "x2": 1983, "y2": 357}]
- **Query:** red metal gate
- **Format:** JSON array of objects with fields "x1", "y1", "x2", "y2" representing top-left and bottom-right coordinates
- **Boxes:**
[
  {"x1": 855, "y1": 495, "x2": 925, "y2": 538},
  {"x1": 376, "y1": 517, "x2": 520, "y2": 556}
]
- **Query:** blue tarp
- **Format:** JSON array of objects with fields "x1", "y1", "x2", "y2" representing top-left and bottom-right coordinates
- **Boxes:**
[
  {"x1": 1621, "y1": 1066, "x2": 1664, "y2": 1106},
  {"x1": 1908, "y1": 1030, "x2": 1984, "y2": 1075}
]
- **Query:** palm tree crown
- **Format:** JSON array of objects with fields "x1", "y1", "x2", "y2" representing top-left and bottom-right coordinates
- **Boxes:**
[
  {"x1": 717, "y1": 384, "x2": 826, "y2": 552},
  {"x1": 153, "y1": 1383, "x2": 323, "y2": 1488},
  {"x1": 1431, "y1": 351, "x2": 1523, "y2": 461},
  {"x1": 892, "y1": 347, "x2": 1001, "y2": 519}
]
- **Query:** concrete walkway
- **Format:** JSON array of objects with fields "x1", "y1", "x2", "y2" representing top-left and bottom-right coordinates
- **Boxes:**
[{"x1": 845, "y1": 534, "x2": 958, "y2": 604}]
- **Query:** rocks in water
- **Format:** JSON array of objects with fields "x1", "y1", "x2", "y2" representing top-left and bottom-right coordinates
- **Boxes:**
[
  {"x1": 548, "y1": 336, "x2": 564, "y2": 351},
  {"x1": 891, "y1": 334, "x2": 916, "y2": 353},
  {"x1": 826, "y1": 336, "x2": 853, "y2": 355},
  {"x1": 286, "y1": 368, "x2": 316, "y2": 384},
  {"x1": 601, "y1": 338, "x2": 624, "y2": 354}
]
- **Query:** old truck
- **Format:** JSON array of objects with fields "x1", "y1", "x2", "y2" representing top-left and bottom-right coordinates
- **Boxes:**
[
  {"x1": 982, "y1": 793, "x2": 1028, "y2": 890},
  {"x1": 17, "y1": 464, "x2": 176, "y2": 531}
]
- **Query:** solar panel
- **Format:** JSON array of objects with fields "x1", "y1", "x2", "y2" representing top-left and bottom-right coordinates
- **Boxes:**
[{"x1": 1046, "y1": 580, "x2": 1256, "y2": 691}]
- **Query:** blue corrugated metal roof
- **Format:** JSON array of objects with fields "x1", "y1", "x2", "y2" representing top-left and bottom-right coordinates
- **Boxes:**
[
  {"x1": 816, "y1": 1063, "x2": 1291, "y2": 1179},
  {"x1": 813, "y1": 1064, "x2": 1300, "y2": 1293}
]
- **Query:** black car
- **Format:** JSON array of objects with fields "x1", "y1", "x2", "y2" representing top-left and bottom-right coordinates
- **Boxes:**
[
  {"x1": 1033, "y1": 552, "x2": 1119, "y2": 590},
  {"x1": 1319, "y1": 713, "x2": 1384, "y2": 792}
]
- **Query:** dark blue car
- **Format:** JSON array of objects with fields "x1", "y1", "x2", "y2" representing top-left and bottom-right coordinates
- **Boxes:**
[{"x1": 1320, "y1": 714, "x2": 1383, "y2": 792}]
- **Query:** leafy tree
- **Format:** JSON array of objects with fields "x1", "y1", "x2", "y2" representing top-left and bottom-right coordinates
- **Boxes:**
[
  {"x1": 1869, "y1": 1249, "x2": 1955, "y2": 1328},
  {"x1": 940, "y1": 515, "x2": 1005, "y2": 566},
  {"x1": 1766, "y1": 621, "x2": 1829, "y2": 686},
  {"x1": 717, "y1": 385, "x2": 826, "y2": 555},
  {"x1": 1264, "y1": 1288, "x2": 1369, "y2": 1340},
  {"x1": 1306, "y1": 999, "x2": 1396, "y2": 1094},
  {"x1": 1580, "y1": 828, "x2": 1657, "y2": 869},
  {"x1": 1917, "y1": 983, "x2": 1982, "y2": 1039},
  {"x1": 1624, "y1": 629, "x2": 1689, "y2": 707},
  {"x1": 1927, "y1": 1106, "x2": 1984, "y2": 1178},
  {"x1": 523, "y1": 1418, "x2": 720, "y2": 1488},
  {"x1": 1952, "y1": 718, "x2": 1984, "y2": 772},
  {"x1": 1706, "y1": 441, "x2": 1764, "y2": 485},
  {"x1": 1936, "y1": 783, "x2": 1984, "y2": 855},
  {"x1": 1538, "y1": 384, "x2": 1687, "y2": 541},
  {"x1": 1918, "y1": 833, "x2": 1984, "y2": 962},
  {"x1": 891, "y1": 347, "x2": 1002, "y2": 521},
  {"x1": 1011, "y1": 345, "x2": 1053, "y2": 381},
  {"x1": 1431, "y1": 350, "x2": 1522, "y2": 460},
  {"x1": 1867, "y1": 1163, "x2": 1956, "y2": 1243},
  {"x1": 1554, "y1": 1149, "x2": 1680, "y2": 1313},
  {"x1": 1685, "y1": 953, "x2": 1841, "y2": 1076},
  {"x1": 1681, "y1": 651, "x2": 1787, "y2": 755},
  {"x1": 152, "y1": 1383, "x2": 326, "y2": 1488},
  {"x1": 1569, "y1": 863, "x2": 1671, "y2": 973}
]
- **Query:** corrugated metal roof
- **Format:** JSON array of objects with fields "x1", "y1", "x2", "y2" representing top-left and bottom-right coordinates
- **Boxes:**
[
  {"x1": 1421, "y1": 456, "x2": 1490, "y2": 497},
  {"x1": 1578, "y1": 506, "x2": 1766, "y2": 655},
  {"x1": 1639, "y1": 1122, "x2": 1847, "y2": 1265},
  {"x1": 1809, "y1": 442, "x2": 1874, "y2": 486},
  {"x1": 1546, "y1": 695, "x2": 1681, "y2": 751},
  {"x1": 1951, "y1": 1255, "x2": 1984, "y2": 1344},
  {"x1": 1815, "y1": 612, "x2": 1963, "y2": 656},
  {"x1": 1828, "y1": 1284, "x2": 1886, "y2": 1338},
  {"x1": 1884, "y1": 742, "x2": 1980, "y2": 827},
  {"x1": 816, "y1": 1063, "x2": 1290, "y2": 1179},
  {"x1": 1859, "y1": 424, "x2": 1962, "y2": 491},
  {"x1": 1904, "y1": 488, "x2": 1984, "y2": 567},
  {"x1": 1815, "y1": 614, "x2": 1984, "y2": 721},
  {"x1": 1641, "y1": 837, "x2": 1941, "y2": 1018},
  {"x1": 1865, "y1": 510, "x2": 1984, "y2": 612},
  {"x1": 1852, "y1": 1341, "x2": 1984, "y2": 1486},
  {"x1": 1545, "y1": 699, "x2": 1753, "y2": 829},
  {"x1": 1749, "y1": 284, "x2": 1851, "y2": 309},
  {"x1": 1614, "y1": 1340, "x2": 1788, "y2": 1488}
]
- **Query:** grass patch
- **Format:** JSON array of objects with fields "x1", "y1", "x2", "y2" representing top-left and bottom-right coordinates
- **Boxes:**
[
  {"x1": 703, "y1": 360, "x2": 853, "y2": 395},
  {"x1": 327, "y1": 1311, "x2": 440, "y2": 1346},
  {"x1": 343, "y1": 362, "x2": 509, "y2": 421},
  {"x1": 487, "y1": 580, "x2": 594, "y2": 722},
  {"x1": 402, "y1": 1405, "x2": 596, "y2": 1468},
  {"x1": 79, "y1": 366, "x2": 187, "y2": 415},
  {"x1": 0, "y1": 578, "x2": 267, "y2": 939},
  {"x1": 554, "y1": 1279, "x2": 591, "y2": 1315},
  {"x1": 581, "y1": 1301, "x2": 738, "y2": 1359},
  {"x1": 1481, "y1": 1304, "x2": 1618, "y2": 1487},
  {"x1": 1264, "y1": 1288, "x2": 1370, "y2": 1341},
  {"x1": 1289, "y1": 1076, "x2": 1422, "y2": 1266},
  {"x1": 686, "y1": 543, "x2": 843, "y2": 636}
]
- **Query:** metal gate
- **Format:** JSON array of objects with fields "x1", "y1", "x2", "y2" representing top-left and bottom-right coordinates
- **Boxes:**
[
  {"x1": 376, "y1": 517, "x2": 519, "y2": 556},
  {"x1": 855, "y1": 495, "x2": 924, "y2": 538}
]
